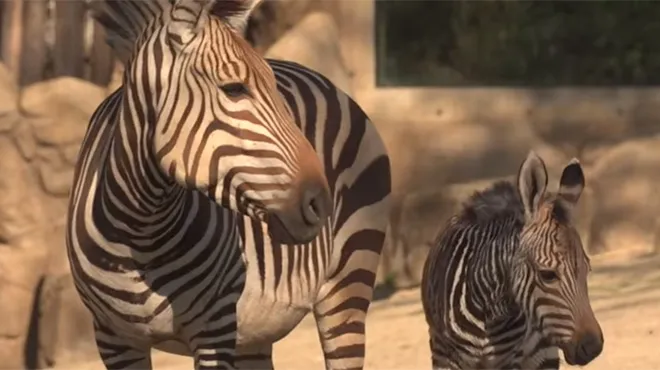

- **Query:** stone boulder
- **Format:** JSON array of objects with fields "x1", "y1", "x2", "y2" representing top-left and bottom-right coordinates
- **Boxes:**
[
  {"x1": 247, "y1": 0, "x2": 341, "y2": 54},
  {"x1": 20, "y1": 77, "x2": 106, "y2": 146},
  {"x1": 0, "y1": 134, "x2": 53, "y2": 369},
  {"x1": 0, "y1": 63, "x2": 18, "y2": 115},
  {"x1": 265, "y1": 11, "x2": 352, "y2": 95},
  {"x1": 0, "y1": 63, "x2": 20, "y2": 134},
  {"x1": 0, "y1": 66, "x2": 96, "y2": 369},
  {"x1": 0, "y1": 75, "x2": 109, "y2": 368},
  {"x1": 19, "y1": 78, "x2": 106, "y2": 197},
  {"x1": 14, "y1": 78, "x2": 108, "y2": 368},
  {"x1": 586, "y1": 136, "x2": 660, "y2": 255},
  {"x1": 38, "y1": 274, "x2": 96, "y2": 368}
]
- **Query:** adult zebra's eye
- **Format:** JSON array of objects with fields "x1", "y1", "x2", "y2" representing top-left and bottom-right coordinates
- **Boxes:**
[
  {"x1": 220, "y1": 82, "x2": 250, "y2": 98},
  {"x1": 539, "y1": 269, "x2": 559, "y2": 283}
]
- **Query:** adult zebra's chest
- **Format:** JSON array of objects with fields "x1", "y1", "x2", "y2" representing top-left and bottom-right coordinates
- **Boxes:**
[{"x1": 235, "y1": 216, "x2": 335, "y2": 346}]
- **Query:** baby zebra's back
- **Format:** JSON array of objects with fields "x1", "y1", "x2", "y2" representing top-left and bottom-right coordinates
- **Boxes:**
[{"x1": 421, "y1": 151, "x2": 604, "y2": 370}]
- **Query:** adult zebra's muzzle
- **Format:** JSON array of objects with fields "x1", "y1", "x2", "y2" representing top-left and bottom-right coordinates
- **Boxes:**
[{"x1": 267, "y1": 178, "x2": 332, "y2": 245}]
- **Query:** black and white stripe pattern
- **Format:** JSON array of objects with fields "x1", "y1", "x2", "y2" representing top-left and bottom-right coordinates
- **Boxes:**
[
  {"x1": 233, "y1": 59, "x2": 391, "y2": 370},
  {"x1": 421, "y1": 151, "x2": 603, "y2": 370},
  {"x1": 66, "y1": 0, "x2": 391, "y2": 369}
]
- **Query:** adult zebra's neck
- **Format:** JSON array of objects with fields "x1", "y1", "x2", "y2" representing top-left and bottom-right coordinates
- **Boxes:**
[{"x1": 98, "y1": 88, "x2": 186, "y2": 247}]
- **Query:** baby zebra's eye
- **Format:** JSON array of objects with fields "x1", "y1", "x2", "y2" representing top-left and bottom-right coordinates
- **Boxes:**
[
  {"x1": 539, "y1": 269, "x2": 559, "y2": 284},
  {"x1": 220, "y1": 82, "x2": 250, "y2": 98}
]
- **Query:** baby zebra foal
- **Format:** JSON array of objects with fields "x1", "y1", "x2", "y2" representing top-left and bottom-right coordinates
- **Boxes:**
[{"x1": 421, "y1": 151, "x2": 604, "y2": 370}]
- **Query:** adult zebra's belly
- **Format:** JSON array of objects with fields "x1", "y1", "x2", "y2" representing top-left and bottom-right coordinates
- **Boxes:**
[{"x1": 235, "y1": 275, "x2": 318, "y2": 347}]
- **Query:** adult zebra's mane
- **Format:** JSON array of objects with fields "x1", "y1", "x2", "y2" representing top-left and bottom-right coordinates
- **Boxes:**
[
  {"x1": 90, "y1": 0, "x2": 170, "y2": 65},
  {"x1": 90, "y1": 0, "x2": 255, "y2": 65},
  {"x1": 459, "y1": 181, "x2": 525, "y2": 225}
]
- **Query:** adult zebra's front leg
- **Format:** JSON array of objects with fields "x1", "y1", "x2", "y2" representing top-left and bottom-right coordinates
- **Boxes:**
[
  {"x1": 313, "y1": 243, "x2": 383, "y2": 369},
  {"x1": 189, "y1": 300, "x2": 241, "y2": 370},
  {"x1": 190, "y1": 320, "x2": 239, "y2": 370},
  {"x1": 313, "y1": 282, "x2": 369, "y2": 370},
  {"x1": 189, "y1": 279, "x2": 245, "y2": 369},
  {"x1": 235, "y1": 343, "x2": 274, "y2": 370},
  {"x1": 93, "y1": 320, "x2": 152, "y2": 370}
]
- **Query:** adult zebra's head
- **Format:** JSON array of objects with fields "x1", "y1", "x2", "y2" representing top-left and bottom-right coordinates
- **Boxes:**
[
  {"x1": 125, "y1": 0, "x2": 331, "y2": 244},
  {"x1": 511, "y1": 151, "x2": 603, "y2": 366}
]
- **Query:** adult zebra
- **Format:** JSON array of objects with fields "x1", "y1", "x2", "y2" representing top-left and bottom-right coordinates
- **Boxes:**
[
  {"x1": 66, "y1": 0, "x2": 391, "y2": 369},
  {"x1": 421, "y1": 151, "x2": 603, "y2": 370}
]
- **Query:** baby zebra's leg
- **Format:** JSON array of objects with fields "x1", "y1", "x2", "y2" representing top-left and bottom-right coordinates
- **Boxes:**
[{"x1": 429, "y1": 335, "x2": 460, "y2": 370}]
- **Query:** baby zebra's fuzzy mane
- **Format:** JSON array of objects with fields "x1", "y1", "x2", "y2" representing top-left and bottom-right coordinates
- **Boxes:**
[
  {"x1": 458, "y1": 181, "x2": 525, "y2": 225},
  {"x1": 458, "y1": 180, "x2": 572, "y2": 226}
]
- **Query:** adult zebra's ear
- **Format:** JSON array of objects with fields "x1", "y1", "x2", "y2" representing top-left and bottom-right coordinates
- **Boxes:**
[
  {"x1": 210, "y1": 0, "x2": 263, "y2": 36},
  {"x1": 557, "y1": 158, "x2": 585, "y2": 210},
  {"x1": 167, "y1": 0, "x2": 215, "y2": 51},
  {"x1": 517, "y1": 150, "x2": 548, "y2": 221}
]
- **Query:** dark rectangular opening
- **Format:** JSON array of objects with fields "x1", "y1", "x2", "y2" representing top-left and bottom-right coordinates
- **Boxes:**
[{"x1": 375, "y1": 0, "x2": 660, "y2": 87}]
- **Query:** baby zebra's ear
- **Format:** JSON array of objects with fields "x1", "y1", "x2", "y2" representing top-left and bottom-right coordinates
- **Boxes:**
[
  {"x1": 557, "y1": 158, "x2": 585, "y2": 214},
  {"x1": 210, "y1": 0, "x2": 263, "y2": 36},
  {"x1": 517, "y1": 150, "x2": 548, "y2": 221}
]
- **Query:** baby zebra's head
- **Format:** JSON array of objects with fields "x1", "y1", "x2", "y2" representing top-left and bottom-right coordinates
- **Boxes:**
[{"x1": 511, "y1": 151, "x2": 604, "y2": 366}]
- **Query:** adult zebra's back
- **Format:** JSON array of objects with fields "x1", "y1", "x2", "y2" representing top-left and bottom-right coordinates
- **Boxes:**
[{"x1": 421, "y1": 152, "x2": 603, "y2": 370}]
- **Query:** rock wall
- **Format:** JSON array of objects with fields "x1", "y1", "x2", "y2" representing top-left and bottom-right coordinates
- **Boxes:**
[
  {"x1": 0, "y1": 8, "x2": 658, "y2": 369},
  {"x1": 0, "y1": 65, "x2": 103, "y2": 369},
  {"x1": 245, "y1": 0, "x2": 342, "y2": 54}
]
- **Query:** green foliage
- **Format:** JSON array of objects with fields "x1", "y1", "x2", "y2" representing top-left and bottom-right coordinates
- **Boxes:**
[{"x1": 376, "y1": 0, "x2": 660, "y2": 87}]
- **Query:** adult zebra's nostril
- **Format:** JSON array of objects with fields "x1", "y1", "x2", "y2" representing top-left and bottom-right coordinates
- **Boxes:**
[
  {"x1": 306, "y1": 198, "x2": 320, "y2": 225},
  {"x1": 301, "y1": 185, "x2": 328, "y2": 227},
  {"x1": 268, "y1": 182, "x2": 330, "y2": 245}
]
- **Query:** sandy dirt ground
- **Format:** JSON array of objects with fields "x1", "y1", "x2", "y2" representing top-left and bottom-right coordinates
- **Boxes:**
[{"x1": 65, "y1": 251, "x2": 660, "y2": 370}]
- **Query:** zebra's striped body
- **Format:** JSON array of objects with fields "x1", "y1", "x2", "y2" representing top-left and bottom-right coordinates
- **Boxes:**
[
  {"x1": 234, "y1": 60, "x2": 391, "y2": 370},
  {"x1": 66, "y1": 0, "x2": 391, "y2": 369},
  {"x1": 421, "y1": 152, "x2": 603, "y2": 370},
  {"x1": 68, "y1": 86, "x2": 249, "y2": 368}
]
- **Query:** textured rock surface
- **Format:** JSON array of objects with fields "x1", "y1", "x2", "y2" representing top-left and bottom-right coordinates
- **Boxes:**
[
  {"x1": 38, "y1": 274, "x2": 96, "y2": 368},
  {"x1": 0, "y1": 66, "x2": 105, "y2": 368},
  {"x1": 587, "y1": 136, "x2": 660, "y2": 255},
  {"x1": 265, "y1": 11, "x2": 352, "y2": 95}
]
